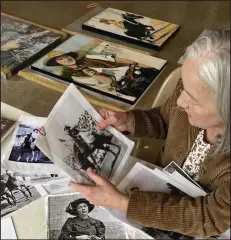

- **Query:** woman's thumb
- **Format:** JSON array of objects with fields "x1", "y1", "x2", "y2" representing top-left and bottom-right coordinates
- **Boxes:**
[
  {"x1": 87, "y1": 168, "x2": 105, "y2": 185},
  {"x1": 96, "y1": 116, "x2": 116, "y2": 130}
]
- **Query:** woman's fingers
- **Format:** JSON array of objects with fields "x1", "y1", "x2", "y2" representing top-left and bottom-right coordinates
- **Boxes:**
[
  {"x1": 68, "y1": 181, "x2": 93, "y2": 195},
  {"x1": 98, "y1": 108, "x2": 110, "y2": 119},
  {"x1": 87, "y1": 168, "x2": 105, "y2": 185},
  {"x1": 96, "y1": 115, "x2": 117, "y2": 130}
]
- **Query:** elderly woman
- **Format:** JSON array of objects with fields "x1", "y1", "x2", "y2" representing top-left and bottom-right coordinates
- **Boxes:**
[
  {"x1": 58, "y1": 198, "x2": 105, "y2": 240},
  {"x1": 69, "y1": 29, "x2": 230, "y2": 238}
]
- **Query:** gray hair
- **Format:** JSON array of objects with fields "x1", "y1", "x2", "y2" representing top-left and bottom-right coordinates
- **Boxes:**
[{"x1": 184, "y1": 29, "x2": 230, "y2": 156}]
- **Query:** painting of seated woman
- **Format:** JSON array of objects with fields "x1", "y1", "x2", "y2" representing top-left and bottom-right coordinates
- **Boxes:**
[{"x1": 31, "y1": 34, "x2": 167, "y2": 105}]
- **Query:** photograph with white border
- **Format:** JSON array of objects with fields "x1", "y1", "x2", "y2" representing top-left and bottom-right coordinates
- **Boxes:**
[
  {"x1": 1, "y1": 166, "x2": 47, "y2": 217},
  {"x1": 46, "y1": 192, "x2": 153, "y2": 240},
  {"x1": 36, "y1": 83, "x2": 134, "y2": 184},
  {"x1": 3, "y1": 115, "x2": 65, "y2": 175},
  {"x1": 1, "y1": 216, "x2": 17, "y2": 239},
  {"x1": 46, "y1": 193, "x2": 131, "y2": 240}
]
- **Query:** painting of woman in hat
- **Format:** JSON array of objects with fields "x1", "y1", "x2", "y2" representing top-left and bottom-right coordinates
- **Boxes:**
[
  {"x1": 43, "y1": 50, "x2": 134, "y2": 88},
  {"x1": 42, "y1": 48, "x2": 158, "y2": 100},
  {"x1": 58, "y1": 198, "x2": 105, "y2": 240}
]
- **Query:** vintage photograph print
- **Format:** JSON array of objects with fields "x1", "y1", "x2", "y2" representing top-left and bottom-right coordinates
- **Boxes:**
[
  {"x1": 47, "y1": 193, "x2": 129, "y2": 239},
  {"x1": 31, "y1": 34, "x2": 167, "y2": 104},
  {"x1": 1, "y1": 167, "x2": 46, "y2": 217},
  {"x1": 9, "y1": 123, "x2": 52, "y2": 164},
  {"x1": 82, "y1": 8, "x2": 179, "y2": 49},
  {"x1": 35, "y1": 84, "x2": 134, "y2": 184}
]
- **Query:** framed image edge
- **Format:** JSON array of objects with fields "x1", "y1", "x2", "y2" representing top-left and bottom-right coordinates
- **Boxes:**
[{"x1": 1, "y1": 12, "x2": 68, "y2": 40}]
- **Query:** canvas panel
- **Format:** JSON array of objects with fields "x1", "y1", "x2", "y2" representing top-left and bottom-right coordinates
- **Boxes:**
[
  {"x1": 31, "y1": 34, "x2": 167, "y2": 104},
  {"x1": 1, "y1": 13, "x2": 64, "y2": 79},
  {"x1": 82, "y1": 7, "x2": 179, "y2": 49}
]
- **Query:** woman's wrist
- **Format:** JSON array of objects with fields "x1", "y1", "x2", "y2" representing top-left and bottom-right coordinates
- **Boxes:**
[
  {"x1": 125, "y1": 112, "x2": 135, "y2": 134},
  {"x1": 118, "y1": 193, "x2": 129, "y2": 212}
]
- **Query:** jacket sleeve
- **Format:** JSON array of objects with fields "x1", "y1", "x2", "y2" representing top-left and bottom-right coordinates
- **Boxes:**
[
  {"x1": 130, "y1": 79, "x2": 183, "y2": 139},
  {"x1": 126, "y1": 178, "x2": 230, "y2": 237}
]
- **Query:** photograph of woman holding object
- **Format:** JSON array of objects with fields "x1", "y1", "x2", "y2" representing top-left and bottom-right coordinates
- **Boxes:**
[{"x1": 69, "y1": 30, "x2": 230, "y2": 239}]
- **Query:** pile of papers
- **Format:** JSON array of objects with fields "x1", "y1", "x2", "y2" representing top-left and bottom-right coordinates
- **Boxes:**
[{"x1": 0, "y1": 84, "x2": 210, "y2": 239}]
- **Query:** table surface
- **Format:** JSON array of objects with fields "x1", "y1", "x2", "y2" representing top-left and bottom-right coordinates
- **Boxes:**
[{"x1": 1, "y1": 1, "x2": 230, "y2": 117}]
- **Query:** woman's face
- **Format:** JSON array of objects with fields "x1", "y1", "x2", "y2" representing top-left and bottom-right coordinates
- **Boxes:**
[
  {"x1": 76, "y1": 203, "x2": 89, "y2": 218},
  {"x1": 56, "y1": 55, "x2": 76, "y2": 66},
  {"x1": 177, "y1": 59, "x2": 223, "y2": 129}
]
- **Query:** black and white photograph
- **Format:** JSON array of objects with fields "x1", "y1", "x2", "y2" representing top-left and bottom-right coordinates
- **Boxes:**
[
  {"x1": 46, "y1": 193, "x2": 132, "y2": 239},
  {"x1": 9, "y1": 123, "x2": 51, "y2": 163},
  {"x1": 117, "y1": 163, "x2": 171, "y2": 195},
  {"x1": 36, "y1": 84, "x2": 134, "y2": 184},
  {"x1": 1, "y1": 166, "x2": 47, "y2": 217},
  {"x1": 3, "y1": 115, "x2": 65, "y2": 175}
]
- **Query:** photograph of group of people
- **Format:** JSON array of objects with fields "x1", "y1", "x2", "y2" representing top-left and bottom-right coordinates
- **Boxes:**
[{"x1": 1, "y1": 167, "x2": 44, "y2": 217}]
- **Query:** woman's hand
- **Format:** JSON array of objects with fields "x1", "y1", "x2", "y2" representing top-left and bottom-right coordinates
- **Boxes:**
[
  {"x1": 96, "y1": 108, "x2": 134, "y2": 132},
  {"x1": 69, "y1": 168, "x2": 129, "y2": 212}
]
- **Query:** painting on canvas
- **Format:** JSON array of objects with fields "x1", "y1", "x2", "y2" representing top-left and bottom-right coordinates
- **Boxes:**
[
  {"x1": 1, "y1": 13, "x2": 64, "y2": 79},
  {"x1": 82, "y1": 8, "x2": 179, "y2": 49},
  {"x1": 31, "y1": 34, "x2": 167, "y2": 104}
]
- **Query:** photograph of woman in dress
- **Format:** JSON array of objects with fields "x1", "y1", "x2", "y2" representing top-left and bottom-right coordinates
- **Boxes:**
[{"x1": 58, "y1": 198, "x2": 105, "y2": 240}]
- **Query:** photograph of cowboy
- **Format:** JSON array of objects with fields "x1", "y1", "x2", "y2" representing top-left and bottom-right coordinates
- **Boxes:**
[
  {"x1": 31, "y1": 34, "x2": 165, "y2": 104},
  {"x1": 8, "y1": 124, "x2": 52, "y2": 163},
  {"x1": 59, "y1": 111, "x2": 121, "y2": 178}
]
